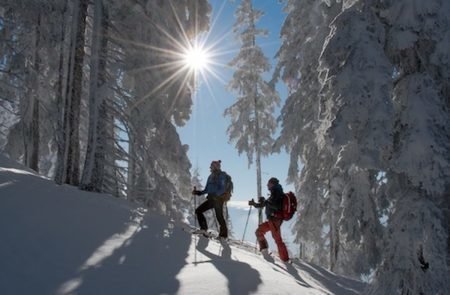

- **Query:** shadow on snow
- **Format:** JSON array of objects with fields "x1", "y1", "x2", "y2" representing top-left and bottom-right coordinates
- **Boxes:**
[{"x1": 195, "y1": 237, "x2": 262, "y2": 295}]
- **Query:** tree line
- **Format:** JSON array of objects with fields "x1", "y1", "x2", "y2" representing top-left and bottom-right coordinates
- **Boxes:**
[
  {"x1": 271, "y1": 0, "x2": 449, "y2": 293},
  {"x1": 224, "y1": 0, "x2": 449, "y2": 293}
]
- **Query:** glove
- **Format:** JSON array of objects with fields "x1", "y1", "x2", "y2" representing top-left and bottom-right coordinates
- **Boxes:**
[
  {"x1": 192, "y1": 190, "x2": 203, "y2": 196},
  {"x1": 248, "y1": 199, "x2": 256, "y2": 206}
]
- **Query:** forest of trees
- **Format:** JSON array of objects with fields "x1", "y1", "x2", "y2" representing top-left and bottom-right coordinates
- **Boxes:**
[
  {"x1": 0, "y1": 0, "x2": 449, "y2": 294},
  {"x1": 272, "y1": 0, "x2": 449, "y2": 294},
  {"x1": 0, "y1": 0, "x2": 211, "y2": 218}
]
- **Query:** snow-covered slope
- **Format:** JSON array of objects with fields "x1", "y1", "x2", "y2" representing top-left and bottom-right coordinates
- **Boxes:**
[{"x1": 0, "y1": 154, "x2": 366, "y2": 295}]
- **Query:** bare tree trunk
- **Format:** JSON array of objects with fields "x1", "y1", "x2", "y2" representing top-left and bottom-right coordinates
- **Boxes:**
[
  {"x1": 24, "y1": 12, "x2": 41, "y2": 172},
  {"x1": 29, "y1": 92, "x2": 40, "y2": 171},
  {"x1": 81, "y1": 0, "x2": 108, "y2": 191},
  {"x1": 255, "y1": 89, "x2": 262, "y2": 225},
  {"x1": 65, "y1": 0, "x2": 88, "y2": 186},
  {"x1": 250, "y1": 10, "x2": 263, "y2": 225},
  {"x1": 127, "y1": 130, "x2": 136, "y2": 200},
  {"x1": 96, "y1": 91, "x2": 114, "y2": 193},
  {"x1": 55, "y1": 1, "x2": 69, "y2": 184}
]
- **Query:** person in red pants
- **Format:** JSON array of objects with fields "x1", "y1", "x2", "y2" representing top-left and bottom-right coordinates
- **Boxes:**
[{"x1": 249, "y1": 177, "x2": 289, "y2": 262}]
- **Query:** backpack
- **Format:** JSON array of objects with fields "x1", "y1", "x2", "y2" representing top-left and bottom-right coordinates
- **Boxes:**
[
  {"x1": 221, "y1": 171, "x2": 233, "y2": 201},
  {"x1": 276, "y1": 191, "x2": 297, "y2": 221}
]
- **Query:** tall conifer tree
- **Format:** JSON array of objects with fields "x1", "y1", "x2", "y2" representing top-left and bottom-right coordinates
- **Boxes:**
[{"x1": 226, "y1": 0, "x2": 279, "y2": 223}]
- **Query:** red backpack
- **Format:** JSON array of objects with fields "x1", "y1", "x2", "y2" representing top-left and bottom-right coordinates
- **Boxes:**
[{"x1": 275, "y1": 191, "x2": 298, "y2": 221}]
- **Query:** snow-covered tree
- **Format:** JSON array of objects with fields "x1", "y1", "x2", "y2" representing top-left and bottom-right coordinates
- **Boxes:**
[
  {"x1": 367, "y1": 1, "x2": 450, "y2": 292},
  {"x1": 0, "y1": 0, "x2": 211, "y2": 220},
  {"x1": 62, "y1": 0, "x2": 89, "y2": 186},
  {"x1": 109, "y1": 0, "x2": 210, "y2": 216},
  {"x1": 277, "y1": 0, "x2": 449, "y2": 288},
  {"x1": 80, "y1": 0, "x2": 111, "y2": 192},
  {"x1": 273, "y1": 0, "x2": 341, "y2": 268},
  {"x1": 0, "y1": 0, "x2": 68, "y2": 175},
  {"x1": 317, "y1": 1, "x2": 394, "y2": 275},
  {"x1": 225, "y1": 0, "x2": 280, "y2": 224}
]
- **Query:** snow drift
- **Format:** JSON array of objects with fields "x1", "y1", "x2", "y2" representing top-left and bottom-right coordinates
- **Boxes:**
[{"x1": 0, "y1": 154, "x2": 365, "y2": 294}]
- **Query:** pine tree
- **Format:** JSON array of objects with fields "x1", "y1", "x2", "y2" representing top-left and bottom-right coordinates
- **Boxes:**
[
  {"x1": 368, "y1": 0, "x2": 450, "y2": 292},
  {"x1": 226, "y1": 0, "x2": 279, "y2": 224},
  {"x1": 111, "y1": 0, "x2": 210, "y2": 215},
  {"x1": 0, "y1": 0, "x2": 211, "y2": 221},
  {"x1": 0, "y1": 0, "x2": 65, "y2": 174},
  {"x1": 63, "y1": 0, "x2": 89, "y2": 186},
  {"x1": 54, "y1": 0, "x2": 69, "y2": 184},
  {"x1": 318, "y1": 2, "x2": 394, "y2": 275},
  {"x1": 273, "y1": 0, "x2": 341, "y2": 268}
]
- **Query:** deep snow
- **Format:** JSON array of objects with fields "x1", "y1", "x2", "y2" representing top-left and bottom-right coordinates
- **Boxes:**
[{"x1": 0, "y1": 154, "x2": 365, "y2": 294}]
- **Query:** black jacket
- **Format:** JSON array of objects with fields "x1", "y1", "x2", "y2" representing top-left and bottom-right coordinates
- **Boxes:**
[{"x1": 256, "y1": 183, "x2": 284, "y2": 220}]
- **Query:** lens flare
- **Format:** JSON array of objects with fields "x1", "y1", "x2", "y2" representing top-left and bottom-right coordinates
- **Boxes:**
[{"x1": 183, "y1": 45, "x2": 211, "y2": 71}]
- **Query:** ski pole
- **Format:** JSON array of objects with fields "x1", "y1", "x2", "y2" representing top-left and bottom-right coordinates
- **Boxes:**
[
  {"x1": 193, "y1": 186, "x2": 197, "y2": 265},
  {"x1": 193, "y1": 186, "x2": 197, "y2": 228},
  {"x1": 241, "y1": 205, "x2": 252, "y2": 243},
  {"x1": 225, "y1": 201, "x2": 230, "y2": 236}
]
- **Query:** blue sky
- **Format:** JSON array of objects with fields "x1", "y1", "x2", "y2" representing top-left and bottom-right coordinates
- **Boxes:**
[{"x1": 178, "y1": 0, "x2": 294, "y2": 205}]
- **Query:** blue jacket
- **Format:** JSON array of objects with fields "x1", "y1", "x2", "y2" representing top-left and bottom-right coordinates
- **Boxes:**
[{"x1": 201, "y1": 171, "x2": 226, "y2": 197}]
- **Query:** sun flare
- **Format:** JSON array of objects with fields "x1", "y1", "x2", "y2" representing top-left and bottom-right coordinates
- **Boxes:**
[{"x1": 182, "y1": 45, "x2": 211, "y2": 72}]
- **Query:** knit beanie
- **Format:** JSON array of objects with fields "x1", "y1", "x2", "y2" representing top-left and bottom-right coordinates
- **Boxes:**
[{"x1": 268, "y1": 177, "x2": 279, "y2": 185}]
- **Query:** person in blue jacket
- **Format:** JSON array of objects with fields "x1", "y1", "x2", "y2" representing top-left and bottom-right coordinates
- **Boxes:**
[{"x1": 192, "y1": 160, "x2": 228, "y2": 239}]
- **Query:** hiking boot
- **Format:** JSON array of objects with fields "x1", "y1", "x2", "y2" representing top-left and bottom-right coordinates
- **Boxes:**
[
  {"x1": 260, "y1": 248, "x2": 269, "y2": 255},
  {"x1": 261, "y1": 248, "x2": 272, "y2": 257},
  {"x1": 216, "y1": 236, "x2": 228, "y2": 242},
  {"x1": 260, "y1": 248, "x2": 274, "y2": 262}
]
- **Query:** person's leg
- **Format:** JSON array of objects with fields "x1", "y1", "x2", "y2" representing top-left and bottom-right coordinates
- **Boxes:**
[
  {"x1": 195, "y1": 199, "x2": 214, "y2": 230},
  {"x1": 213, "y1": 199, "x2": 228, "y2": 237},
  {"x1": 269, "y1": 219, "x2": 289, "y2": 261},
  {"x1": 255, "y1": 221, "x2": 271, "y2": 251}
]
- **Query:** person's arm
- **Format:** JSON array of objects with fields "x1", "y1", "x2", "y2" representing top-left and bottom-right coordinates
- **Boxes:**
[
  {"x1": 193, "y1": 175, "x2": 212, "y2": 195},
  {"x1": 201, "y1": 175, "x2": 213, "y2": 194}
]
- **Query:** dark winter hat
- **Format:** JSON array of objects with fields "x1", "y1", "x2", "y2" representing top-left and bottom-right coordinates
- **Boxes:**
[
  {"x1": 268, "y1": 177, "x2": 279, "y2": 184},
  {"x1": 210, "y1": 160, "x2": 221, "y2": 170}
]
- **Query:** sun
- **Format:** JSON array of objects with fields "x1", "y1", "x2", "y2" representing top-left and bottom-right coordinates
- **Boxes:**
[{"x1": 182, "y1": 45, "x2": 211, "y2": 72}]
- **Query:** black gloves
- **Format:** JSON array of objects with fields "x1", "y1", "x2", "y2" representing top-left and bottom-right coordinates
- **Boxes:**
[
  {"x1": 249, "y1": 197, "x2": 265, "y2": 208},
  {"x1": 192, "y1": 190, "x2": 203, "y2": 196}
]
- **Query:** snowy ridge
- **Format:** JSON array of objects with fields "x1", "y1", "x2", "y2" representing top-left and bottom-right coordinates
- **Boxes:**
[{"x1": 0, "y1": 154, "x2": 365, "y2": 294}]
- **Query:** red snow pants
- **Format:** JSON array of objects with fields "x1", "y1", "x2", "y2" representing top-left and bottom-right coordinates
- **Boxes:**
[{"x1": 255, "y1": 218, "x2": 289, "y2": 262}]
